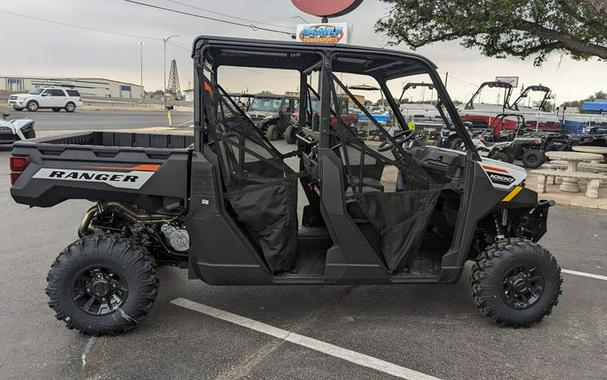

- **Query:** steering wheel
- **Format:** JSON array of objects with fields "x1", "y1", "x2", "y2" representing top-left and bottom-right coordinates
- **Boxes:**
[{"x1": 377, "y1": 129, "x2": 416, "y2": 152}]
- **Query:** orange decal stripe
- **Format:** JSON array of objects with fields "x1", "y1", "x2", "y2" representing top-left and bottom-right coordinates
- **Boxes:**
[
  {"x1": 482, "y1": 165, "x2": 508, "y2": 174},
  {"x1": 89, "y1": 164, "x2": 161, "y2": 172}
]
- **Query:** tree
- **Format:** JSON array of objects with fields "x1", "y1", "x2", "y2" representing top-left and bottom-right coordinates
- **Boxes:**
[{"x1": 376, "y1": 0, "x2": 607, "y2": 65}]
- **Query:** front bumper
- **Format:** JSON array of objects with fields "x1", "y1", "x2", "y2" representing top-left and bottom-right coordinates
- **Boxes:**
[{"x1": 8, "y1": 99, "x2": 25, "y2": 107}]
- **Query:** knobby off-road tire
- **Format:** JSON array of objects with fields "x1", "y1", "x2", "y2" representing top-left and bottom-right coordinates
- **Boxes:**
[
  {"x1": 284, "y1": 124, "x2": 296, "y2": 144},
  {"x1": 266, "y1": 124, "x2": 279, "y2": 140},
  {"x1": 521, "y1": 149, "x2": 546, "y2": 169},
  {"x1": 470, "y1": 238, "x2": 562, "y2": 327},
  {"x1": 46, "y1": 235, "x2": 158, "y2": 335}
]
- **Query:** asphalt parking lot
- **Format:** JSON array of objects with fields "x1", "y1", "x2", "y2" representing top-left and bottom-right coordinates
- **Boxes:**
[{"x1": 1, "y1": 133, "x2": 606, "y2": 379}]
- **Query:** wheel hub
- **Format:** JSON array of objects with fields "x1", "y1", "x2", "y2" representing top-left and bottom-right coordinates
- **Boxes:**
[
  {"x1": 90, "y1": 279, "x2": 110, "y2": 298},
  {"x1": 508, "y1": 273, "x2": 530, "y2": 293},
  {"x1": 72, "y1": 267, "x2": 128, "y2": 315},
  {"x1": 502, "y1": 265, "x2": 545, "y2": 310}
]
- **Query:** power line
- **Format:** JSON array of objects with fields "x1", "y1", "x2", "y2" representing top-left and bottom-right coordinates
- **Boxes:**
[
  {"x1": 168, "y1": 41, "x2": 190, "y2": 52},
  {"x1": 123, "y1": 0, "x2": 295, "y2": 38},
  {"x1": 0, "y1": 8, "x2": 161, "y2": 41},
  {"x1": 162, "y1": 0, "x2": 294, "y2": 31}
]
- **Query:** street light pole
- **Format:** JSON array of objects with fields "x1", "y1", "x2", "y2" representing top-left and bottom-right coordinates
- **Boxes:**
[
  {"x1": 138, "y1": 42, "x2": 144, "y2": 101},
  {"x1": 162, "y1": 34, "x2": 179, "y2": 108}
]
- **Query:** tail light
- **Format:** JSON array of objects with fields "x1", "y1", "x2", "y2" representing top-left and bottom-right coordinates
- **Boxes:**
[{"x1": 9, "y1": 155, "x2": 30, "y2": 185}]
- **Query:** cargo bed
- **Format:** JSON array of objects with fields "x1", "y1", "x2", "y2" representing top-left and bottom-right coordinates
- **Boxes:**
[{"x1": 10, "y1": 131, "x2": 194, "y2": 213}]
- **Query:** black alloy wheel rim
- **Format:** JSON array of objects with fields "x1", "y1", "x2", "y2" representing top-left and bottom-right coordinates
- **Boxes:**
[
  {"x1": 501, "y1": 264, "x2": 545, "y2": 309},
  {"x1": 71, "y1": 267, "x2": 128, "y2": 315}
]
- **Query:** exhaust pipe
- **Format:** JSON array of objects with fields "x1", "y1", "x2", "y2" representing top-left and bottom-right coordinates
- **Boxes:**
[{"x1": 78, "y1": 202, "x2": 176, "y2": 237}]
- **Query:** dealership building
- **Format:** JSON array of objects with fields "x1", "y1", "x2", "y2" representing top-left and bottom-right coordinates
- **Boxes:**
[{"x1": 0, "y1": 76, "x2": 144, "y2": 99}]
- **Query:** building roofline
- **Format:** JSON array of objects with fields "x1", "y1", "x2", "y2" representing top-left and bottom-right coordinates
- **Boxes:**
[{"x1": 0, "y1": 75, "x2": 142, "y2": 87}]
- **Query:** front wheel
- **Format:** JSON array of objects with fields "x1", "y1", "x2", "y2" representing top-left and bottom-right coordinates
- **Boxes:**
[
  {"x1": 26, "y1": 101, "x2": 39, "y2": 112},
  {"x1": 46, "y1": 235, "x2": 158, "y2": 335},
  {"x1": 284, "y1": 124, "x2": 296, "y2": 144},
  {"x1": 266, "y1": 124, "x2": 278, "y2": 140},
  {"x1": 470, "y1": 238, "x2": 562, "y2": 327}
]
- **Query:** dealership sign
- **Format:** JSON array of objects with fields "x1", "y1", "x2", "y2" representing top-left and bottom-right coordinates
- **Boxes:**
[
  {"x1": 296, "y1": 23, "x2": 349, "y2": 44},
  {"x1": 291, "y1": 0, "x2": 363, "y2": 17},
  {"x1": 495, "y1": 76, "x2": 519, "y2": 87}
]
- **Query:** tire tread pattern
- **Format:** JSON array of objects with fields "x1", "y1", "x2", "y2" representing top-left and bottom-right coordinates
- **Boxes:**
[
  {"x1": 46, "y1": 235, "x2": 158, "y2": 336},
  {"x1": 470, "y1": 238, "x2": 562, "y2": 327}
]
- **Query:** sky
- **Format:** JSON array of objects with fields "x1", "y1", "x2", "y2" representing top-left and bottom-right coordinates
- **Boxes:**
[{"x1": 0, "y1": 0, "x2": 605, "y2": 103}]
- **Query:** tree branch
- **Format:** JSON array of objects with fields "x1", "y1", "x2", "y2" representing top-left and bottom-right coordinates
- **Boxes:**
[
  {"x1": 585, "y1": 0, "x2": 607, "y2": 20},
  {"x1": 518, "y1": 20, "x2": 607, "y2": 59}
]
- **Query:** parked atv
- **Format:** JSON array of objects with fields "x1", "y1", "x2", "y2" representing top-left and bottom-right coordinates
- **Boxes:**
[
  {"x1": 246, "y1": 94, "x2": 298, "y2": 141},
  {"x1": 0, "y1": 113, "x2": 36, "y2": 145},
  {"x1": 9, "y1": 36, "x2": 561, "y2": 335},
  {"x1": 451, "y1": 114, "x2": 546, "y2": 168}
]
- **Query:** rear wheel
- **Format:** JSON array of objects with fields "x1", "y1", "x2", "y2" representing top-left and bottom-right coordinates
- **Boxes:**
[
  {"x1": 65, "y1": 102, "x2": 76, "y2": 113},
  {"x1": 470, "y1": 238, "x2": 562, "y2": 327},
  {"x1": 26, "y1": 101, "x2": 39, "y2": 112},
  {"x1": 46, "y1": 235, "x2": 158, "y2": 335},
  {"x1": 521, "y1": 149, "x2": 545, "y2": 169},
  {"x1": 266, "y1": 124, "x2": 278, "y2": 140},
  {"x1": 284, "y1": 124, "x2": 296, "y2": 144}
]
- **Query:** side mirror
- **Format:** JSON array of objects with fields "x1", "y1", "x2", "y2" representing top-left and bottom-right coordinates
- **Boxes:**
[
  {"x1": 463, "y1": 121, "x2": 473, "y2": 128},
  {"x1": 41, "y1": 93, "x2": 50, "y2": 97}
]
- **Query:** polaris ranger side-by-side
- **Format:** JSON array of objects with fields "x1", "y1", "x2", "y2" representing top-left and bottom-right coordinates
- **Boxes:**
[{"x1": 9, "y1": 36, "x2": 562, "y2": 335}]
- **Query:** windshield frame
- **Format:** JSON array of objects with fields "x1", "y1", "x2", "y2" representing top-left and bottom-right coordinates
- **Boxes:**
[{"x1": 28, "y1": 88, "x2": 44, "y2": 95}]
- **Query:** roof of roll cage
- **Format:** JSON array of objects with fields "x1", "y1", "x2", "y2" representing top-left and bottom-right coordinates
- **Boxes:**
[{"x1": 192, "y1": 35, "x2": 436, "y2": 80}]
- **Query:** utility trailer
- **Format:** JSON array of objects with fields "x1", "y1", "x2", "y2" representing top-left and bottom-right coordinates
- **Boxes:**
[{"x1": 9, "y1": 36, "x2": 562, "y2": 335}]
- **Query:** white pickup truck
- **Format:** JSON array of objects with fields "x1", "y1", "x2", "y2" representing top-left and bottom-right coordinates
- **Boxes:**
[{"x1": 8, "y1": 87, "x2": 83, "y2": 112}]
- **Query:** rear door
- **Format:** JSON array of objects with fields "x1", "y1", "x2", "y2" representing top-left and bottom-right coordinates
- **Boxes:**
[{"x1": 46, "y1": 89, "x2": 67, "y2": 107}]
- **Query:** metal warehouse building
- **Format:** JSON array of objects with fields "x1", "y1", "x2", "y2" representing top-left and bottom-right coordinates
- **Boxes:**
[{"x1": 0, "y1": 76, "x2": 144, "y2": 99}]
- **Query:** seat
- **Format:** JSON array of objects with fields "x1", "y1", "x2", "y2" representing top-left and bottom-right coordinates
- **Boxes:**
[
  {"x1": 349, "y1": 176, "x2": 384, "y2": 192},
  {"x1": 345, "y1": 186, "x2": 382, "y2": 220}
]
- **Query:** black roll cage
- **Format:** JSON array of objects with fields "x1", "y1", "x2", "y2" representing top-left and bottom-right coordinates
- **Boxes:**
[
  {"x1": 465, "y1": 81, "x2": 513, "y2": 112},
  {"x1": 510, "y1": 85, "x2": 552, "y2": 112},
  {"x1": 191, "y1": 35, "x2": 478, "y2": 159}
]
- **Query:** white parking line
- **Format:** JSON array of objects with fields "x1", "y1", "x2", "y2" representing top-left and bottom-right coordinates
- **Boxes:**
[
  {"x1": 171, "y1": 297, "x2": 440, "y2": 380},
  {"x1": 175, "y1": 119, "x2": 193, "y2": 127},
  {"x1": 562, "y1": 269, "x2": 607, "y2": 281}
]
